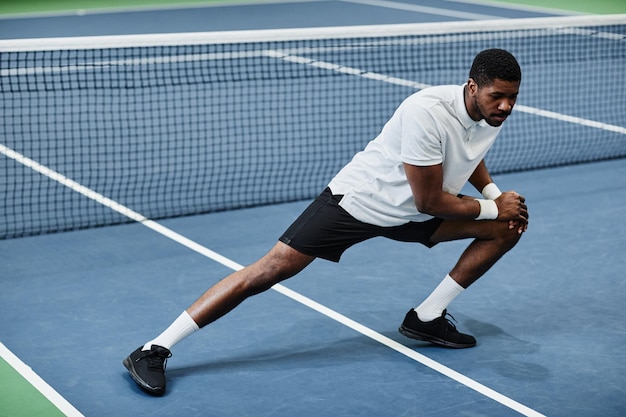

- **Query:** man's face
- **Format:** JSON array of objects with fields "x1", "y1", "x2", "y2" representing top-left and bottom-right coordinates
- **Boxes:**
[{"x1": 466, "y1": 78, "x2": 520, "y2": 127}]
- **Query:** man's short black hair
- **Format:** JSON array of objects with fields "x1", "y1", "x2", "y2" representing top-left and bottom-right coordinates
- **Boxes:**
[{"x1": 469, "y1": 49, "x2": 521, "y2": 87}]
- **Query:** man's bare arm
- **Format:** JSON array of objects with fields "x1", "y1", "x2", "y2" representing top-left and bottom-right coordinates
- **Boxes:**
[
  {"x1": 404, "y1": 162, "x2": 529, "y2": 228},
  {"x1": 403, "y1": 162, "x2": 481, "y2": 219}
]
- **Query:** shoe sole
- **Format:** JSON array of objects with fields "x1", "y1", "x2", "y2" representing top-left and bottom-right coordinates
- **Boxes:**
[
  {"x1": 123, "y1": 357, "x2": 165, "y2": 396},
  {"x1": 399, "y1": 325, "x2": 476, "y2": 349}
]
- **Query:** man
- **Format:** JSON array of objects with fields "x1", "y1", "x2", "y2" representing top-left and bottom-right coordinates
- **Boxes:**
[{"x1": 124, "y1": 48, "x2": 528, "y2": 396}]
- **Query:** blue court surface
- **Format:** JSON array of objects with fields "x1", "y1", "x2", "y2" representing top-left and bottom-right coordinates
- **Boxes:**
[
  {"x1": 0, "y1": 0, "x2": 571, "y2": 39},
  {"x1": 1, "y1": 1, "x2": 626, "y2": 417},
  {"x1": 2, "y1": 158, "x2": 626, "y2": 417}
]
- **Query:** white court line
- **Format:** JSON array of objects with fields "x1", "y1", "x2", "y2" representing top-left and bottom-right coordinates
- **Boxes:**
[
  {"x1": 4, "y1": 41, "x2": 621, "y2": 135},
  {"x1": 340, "y1": 0, "x2": 502, "y2": 20},
  {"x1": 0, "y1": 0, "x2": 322, "y2": 20},
  {"x1": 0, "y1": 342, "x2": 85, "y2": 417},
  {"x1": 264, "y1": 49, "x2": 626, "y2": 136},
  {"x1": 0, "y1": 142, "x2": 545, "y2": 416},
  {"x1": 443, "y1": 0, "x2": 582, "y2": 16}
]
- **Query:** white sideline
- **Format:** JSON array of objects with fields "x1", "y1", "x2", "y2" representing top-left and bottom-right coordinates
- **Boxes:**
[
  {"x1": 1, "y1": 142, "x2": 546, "y2": 416},
  {"x1": 0, "y1": 342, "x2": 85, "y2": 417}
]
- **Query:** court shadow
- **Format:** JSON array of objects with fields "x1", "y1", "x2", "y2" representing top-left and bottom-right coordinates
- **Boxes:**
[
  {"x1": 160, "y1": 334, "x2": 389, "y2": 393},
  {"x1": 169, "y1": 334, "x2": 380, "y2": 377},
  {"x1": 462, "y1": 318, "x2": 551, "y2": 382},
  {"x1": 384, "y1": 316, "x2": 551, "y2": 382},
  {"x1": 154, "y1": 316, "x2": 550, "y2": 395}
]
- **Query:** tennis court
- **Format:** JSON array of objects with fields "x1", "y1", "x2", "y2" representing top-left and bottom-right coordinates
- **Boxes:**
[{"x1": 1, "y1": 1, "x2": 626, "y2": 416}]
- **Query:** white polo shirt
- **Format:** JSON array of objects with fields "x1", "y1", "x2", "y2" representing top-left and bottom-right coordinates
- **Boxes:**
[{"x1": 328, "y1": 84, "x2": 502, "y2": 227}]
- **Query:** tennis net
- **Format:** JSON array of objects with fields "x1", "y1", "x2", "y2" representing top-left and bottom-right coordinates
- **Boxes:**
[{"x1": 1, "y1": 15, "x2": 625, "y2": 239}]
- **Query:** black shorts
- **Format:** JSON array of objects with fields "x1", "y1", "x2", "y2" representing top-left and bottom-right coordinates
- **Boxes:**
[{"x1": 279, "y1": 188, "x2": 444, "y2": 262}]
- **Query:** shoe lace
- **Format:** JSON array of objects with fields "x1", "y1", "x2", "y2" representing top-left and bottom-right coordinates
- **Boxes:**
[
  {"x1": 442, "y1": 310, "x2": 459, "y2": 330},
  {"x1": 145, "y1": 349, "x2": 172, "y2": 371}
]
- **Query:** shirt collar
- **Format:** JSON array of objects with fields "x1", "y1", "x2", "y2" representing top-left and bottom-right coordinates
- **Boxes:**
[{"x1": 456, "y1": 83, "x2": 482, "y2": 129}]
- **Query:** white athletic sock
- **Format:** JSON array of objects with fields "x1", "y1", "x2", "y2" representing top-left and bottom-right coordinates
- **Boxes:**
[
  {"x1": 414, "y1": 274, "x2": 464, "y2": 322},
  {"x1": 142, "y1": 311, "x2": 199, "y2": 351}
]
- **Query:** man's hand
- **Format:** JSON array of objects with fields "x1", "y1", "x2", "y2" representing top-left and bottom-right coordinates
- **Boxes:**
[{"x1": 495, "y1": 191, "x2": 528, "y2": 234}]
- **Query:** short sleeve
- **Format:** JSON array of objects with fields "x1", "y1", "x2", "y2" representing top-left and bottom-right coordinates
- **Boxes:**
[{"x1": 399, "y1": 104, "x2": 443, "y2": 166}]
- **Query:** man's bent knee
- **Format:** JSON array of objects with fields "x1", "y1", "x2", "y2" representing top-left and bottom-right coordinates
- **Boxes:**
[{"x1": 492, "y1": 221, "x2": 523, "y2": 249}]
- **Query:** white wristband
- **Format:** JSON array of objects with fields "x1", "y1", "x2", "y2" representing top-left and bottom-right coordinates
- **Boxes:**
[
  {"x1": 481, "y1": 183, "x2": 502, "y2": 200},
  {"x1": 476, "y1": 199, "x2": 498, "y2": 220}
]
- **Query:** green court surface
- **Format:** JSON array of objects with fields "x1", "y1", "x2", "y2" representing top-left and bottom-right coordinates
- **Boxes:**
[
  {"x1": 0, "y1": 0, "x2": 243, "y2": 15},
  {"x1": 0, "y1": 346, "x2": 69, "y2": 417},
  {"x1": 0, "y1": 0, "x2": 625, "y2": 15},
  {"x1": 492, "y1": 0, "x2": 626, "y2": 14}
]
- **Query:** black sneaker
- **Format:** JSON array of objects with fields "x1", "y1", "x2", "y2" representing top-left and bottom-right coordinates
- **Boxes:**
[
  {"x1": 399, "y1": 309, "x2": 476, "y2": 348},
  {"x1": 123, "y1": 345, "x2": 172, "y2": 396}
]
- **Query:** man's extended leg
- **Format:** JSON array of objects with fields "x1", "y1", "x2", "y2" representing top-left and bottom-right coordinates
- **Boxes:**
[
  {"x1": 124, "y1": 242, "x2": 315, "y2": 395},
  {"x1": 400, "y1": 219, "x2": 522, "y2": 348},
  {"x1": 187, "y1": 241, "x2": 315, "y2": 327}
]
